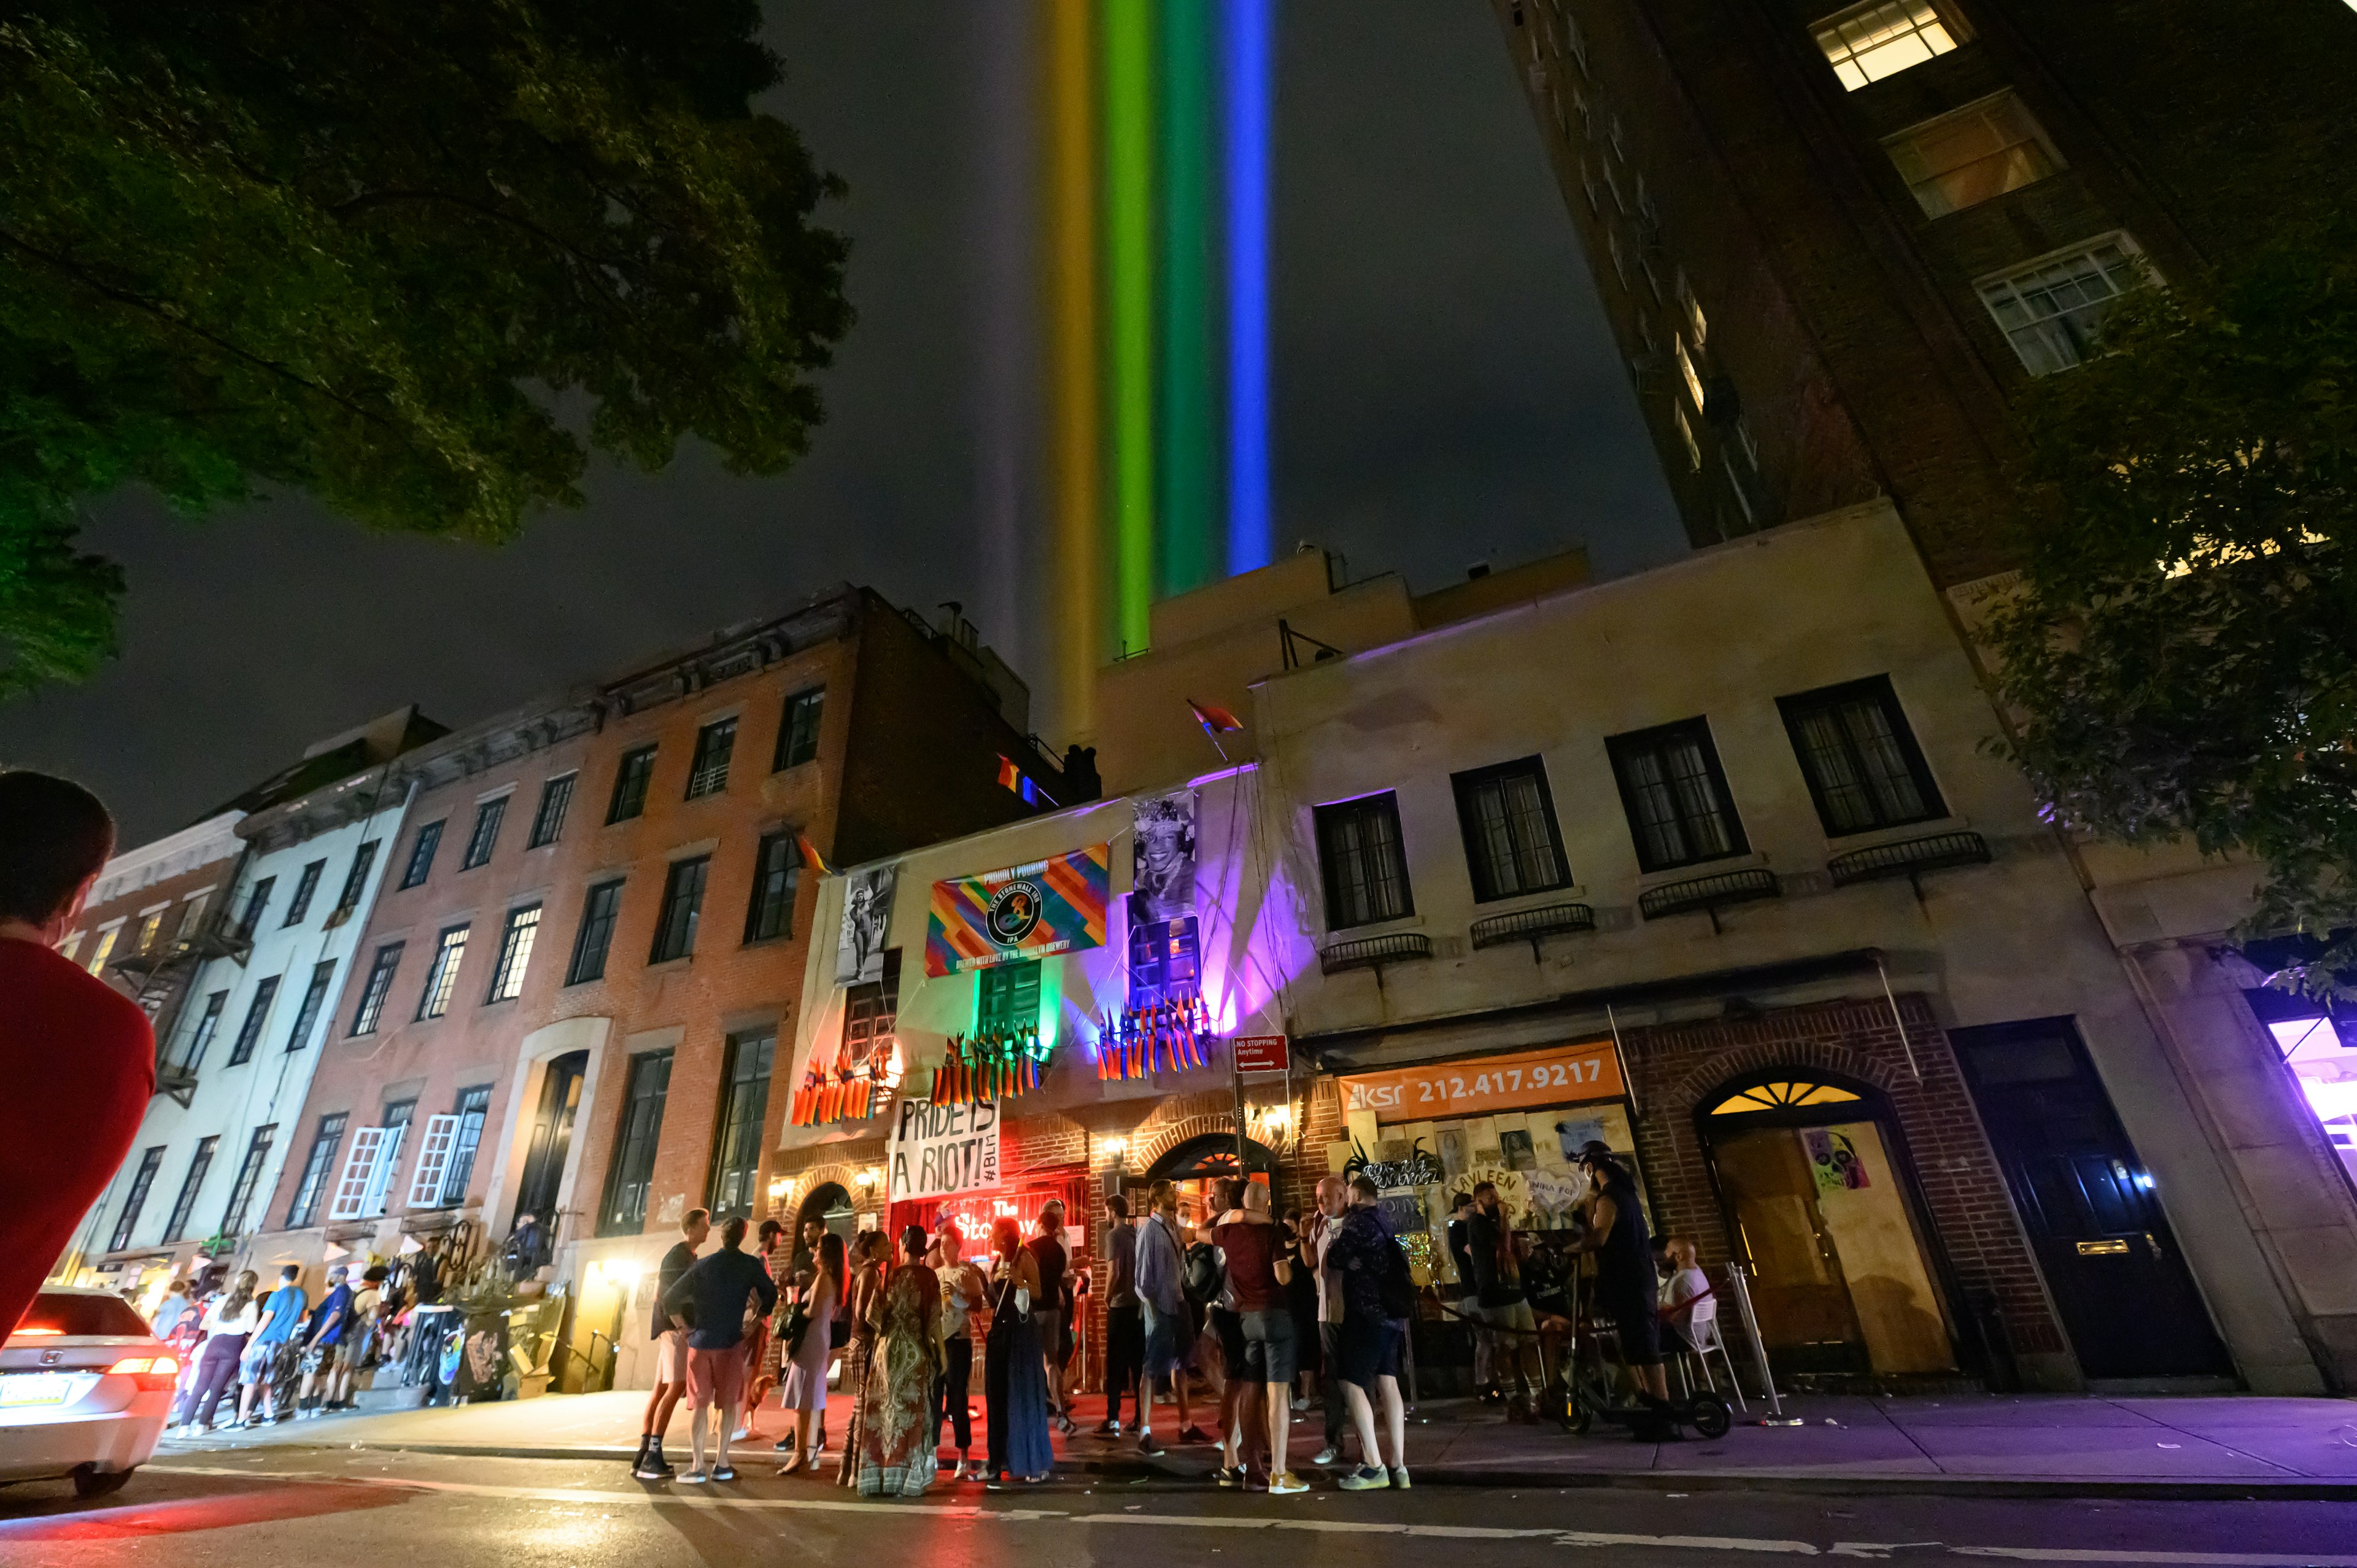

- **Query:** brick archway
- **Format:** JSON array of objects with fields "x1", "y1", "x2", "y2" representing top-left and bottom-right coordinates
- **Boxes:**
[
  {"x1": 1132, "y1": 1112, "x2": 1238, "y2": 1176},
  {"x1": 1669, "y1": 1038, "x2": 1907, "y2": 1116}
]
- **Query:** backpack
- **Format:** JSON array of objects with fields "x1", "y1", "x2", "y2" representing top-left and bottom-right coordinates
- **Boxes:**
[
  {"x1": 1377, "y1": 1229, "x2": 1417, "y2": 1319},
  {"x1": 1183, "y1": 1240, "x2": 1224, "y2": 1311}
]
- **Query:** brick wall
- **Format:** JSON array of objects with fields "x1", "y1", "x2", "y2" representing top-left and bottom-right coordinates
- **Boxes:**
[{"x1": 1619, "y1": 992, "x2": 2068, "y2": 1364}]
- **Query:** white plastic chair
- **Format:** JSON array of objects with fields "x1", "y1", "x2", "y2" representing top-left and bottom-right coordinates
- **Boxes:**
[{"x1": 1678, "y1": 1294, "x2": 1745, "y2": 1412}]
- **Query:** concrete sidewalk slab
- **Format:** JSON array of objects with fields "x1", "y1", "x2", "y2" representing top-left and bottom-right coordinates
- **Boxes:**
[{"x1": 163, "y1": 1385, "x2": 2357, "y2": 1499}]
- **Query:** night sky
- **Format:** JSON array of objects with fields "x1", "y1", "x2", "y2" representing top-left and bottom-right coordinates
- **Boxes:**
[{"x1": 0, "y1": 1, "x2": 1679, "y2": 846}]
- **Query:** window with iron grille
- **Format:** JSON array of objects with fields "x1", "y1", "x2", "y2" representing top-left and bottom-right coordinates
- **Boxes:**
[
  {"x1": 706, "y1": 1032, "x2": 775, "y2": 1219},
  {"x1": 649, "y1": 856, "x2": 708, "y2": 964},
  {"x1": 1885, "y1": 91, "x2": 2058, "y2": 219},
  {"x1": 1812, "y1": 0, "x2": 1959, "y2": 90},
  {"x1": 349, "y1": 943, "x2": 403, "y2": 1035},
  {"x1": 774, "y1": 688, "x2": 824, "y2": 770},
  {"x1": 486, "y1": 904, "x2": 541, "y2": 1002},
  {"x1": 599, "y1": 1050, "x2": 673, "y2": 1235},
  {"x1": 1606, "y1": 718, "x2": 1749, "y2": 873},
  {"x1": 1452, "y1": 757, "x2": 1573, "y2": 903},
  {"x1": 439, "y1": 1086, "x2": 494, "y2": 1208},
  {"x1": 284, "y1": 860, "x2": 326, "y2": 925},
  {"x1": 218, "y1": 1124, "x2": 276, "y2": 1237},
  {"x1": 234, "y1": 876, "x2": 276, "y2": 940},
  {"x1": 743, "y1": 831, "x2": 799, "y2": 943},
  {"x1": 686, "y1": 718, "x2": 737, "y2": 800},
  {"x1": 1314, "y1": 792, "x2": 1415, "y2": 931},
  {"x1": 180, "y1": 990, "x2": 228, "y2": 1071},
  {"x1": 333, "y1": 840, "x2": 379, "y2": 916},
  {"x1": 284, "y1": 959, "x2": 337, "y2": 1052},
  {"x1": 1777, "y1": 676, "x2": 1946, "y2": 836},
  {"x1": 399, "y1": 822, "x2": 444, "y2": 889},
  {"x1": 606, "y1": 745, "x2": 657, "y2": 823},
  {"x1": 416, "y1": 925, "x2": 469, "y2": 1019},
  {"x1": 161, "y1": 1137, "x2": 217, "y2": 1243},
  {"x1": 1977, "y1": 236, "x2": 2150, "y2": 376},
  {"x1": 976, "y1": 959, "x2": 1042, "y2": 1032},
  {"x1": 109, "y1": 1147, "x2": 165, "y2": 1251},
  {"x1": 285, "y1": 1114, "x2": 347, "y2": 1228},
  {"x1": 527, "y1": 774, "x2": 575, "y2": 849},
  {"x1": 567, "y1": 879, "x2": 625, "y2": 984},
  {"x1": 460, "y1": 797, "x2": 508, "y2": 870},
  {"x1": 225, "y1": 976, "x2": 280, "y2": 1066}
]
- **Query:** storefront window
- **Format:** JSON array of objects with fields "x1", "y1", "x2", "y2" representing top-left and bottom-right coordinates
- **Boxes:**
[{"x1": 2245, "y1": 988, "x2": 2357, "y2": 1181}]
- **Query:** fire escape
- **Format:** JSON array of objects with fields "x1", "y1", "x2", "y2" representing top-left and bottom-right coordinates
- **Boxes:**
[{"x1": 111, "y1": 910, "x2": 254, "y2": 1108}]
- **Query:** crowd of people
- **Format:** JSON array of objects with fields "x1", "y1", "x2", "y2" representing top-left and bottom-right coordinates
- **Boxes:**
[{"x1": 626, "y1": 1166, "x2": 1449, "y2": 1498}]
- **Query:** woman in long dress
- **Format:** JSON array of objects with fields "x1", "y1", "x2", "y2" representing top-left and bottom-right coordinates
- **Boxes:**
[
  {"x1": 832, "y1": 1230, "x2": 887, "y2": 1486},
  {"x1": 983, "y1": 1216, "x2": 1055, "y2": 1488},
  {"x1": 854, "y1": 1226, "x2": 942, "y2": 1497},
  {"x1": 775, "y1": 1232, "x2": 844, "y2": 1475}
]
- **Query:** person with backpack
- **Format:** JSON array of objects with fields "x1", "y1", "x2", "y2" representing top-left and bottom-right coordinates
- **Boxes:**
[
  {"x1": 1326, "y1": 1175, "x2": 1412, "y2": 1491},
  {"x1": 1130, "y1": 1179, "x2": 1204, "y2": 1453}
]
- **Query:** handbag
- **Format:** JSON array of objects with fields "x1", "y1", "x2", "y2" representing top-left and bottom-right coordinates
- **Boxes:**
[{"x1": 782, "y1": 1300, "x2": 813, "y2": 1359}]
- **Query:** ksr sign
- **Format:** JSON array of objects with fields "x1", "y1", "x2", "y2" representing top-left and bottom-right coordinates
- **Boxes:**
[{"x1": 1340, "y1": 1041, "x2": 1624, "y2": 1123}]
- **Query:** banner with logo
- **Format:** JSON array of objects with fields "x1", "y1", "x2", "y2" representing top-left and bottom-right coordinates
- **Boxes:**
[
  {"x1": 924, "y1": 844, "x2": 1111, "y2": 977},
  {"x1": 888, "y1": 1098, "x2": 1001, "y2": 1203},
  {"x1": 1338, "y1": 1040, "x2": 1625, "y2": 1124}
]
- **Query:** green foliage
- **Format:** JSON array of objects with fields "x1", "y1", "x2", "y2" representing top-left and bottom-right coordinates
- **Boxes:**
[
  {"x1": 0, "y1": 0, "x2": 850, "y2": 695},
  {"x1": 1986, "y1": 222, "x2": 2357, "y2": 989}
]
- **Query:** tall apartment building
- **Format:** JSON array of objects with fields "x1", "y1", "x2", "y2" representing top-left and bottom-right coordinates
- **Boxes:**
[
  {"x1": 64, "y1": 708, "x2": 444, "y2": 1296},
  {"x1": 1491, "y1": 0, "x2": 2357, "y2": 580},
  {"x1": 250, "y1": 590, "x2": 1066, "y2": 1389}
]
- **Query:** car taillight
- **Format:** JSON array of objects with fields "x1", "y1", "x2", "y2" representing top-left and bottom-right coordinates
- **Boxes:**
[{"x1": 106, "y1": 1354, "x2": 180, "y2": 1390}]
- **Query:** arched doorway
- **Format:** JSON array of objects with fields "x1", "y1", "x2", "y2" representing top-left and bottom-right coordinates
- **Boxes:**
[
  {"x1": 794, "y1": 1182, "x2": 857, "y2": 1249},
  {"x1": 1144, "y1": 1134, "x2": 1277, "y2": 1221},
  {"x1": 1697, "y1": 1068, "x2": 1957, "y2": 1378}
]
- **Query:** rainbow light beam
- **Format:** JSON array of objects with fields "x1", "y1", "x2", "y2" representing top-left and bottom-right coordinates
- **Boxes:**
[
  {"x1": 1223, "y1": 0, "x2": 1272, "y2": 576},
  {"x1": 1047, "y1": 0, "x2": 1102, "y2": 735},
  {"x1": 1157, "y1": 0, "x2": 1215, "y2": 597},
  {"x1": 1105, "y1": 0, "x2": 1155, "y2": 656}
]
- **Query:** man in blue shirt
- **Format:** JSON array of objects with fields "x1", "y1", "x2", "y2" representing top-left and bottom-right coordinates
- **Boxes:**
[
  {"x1": 238, "y1": 1264, "x2": 308, "y2": 1427},
  {"x1": 297, "y1": 1265, "x2": 355, "y2": 1419},
  {"x1": 659, "y1": 1215, "x2": 777, "y2": 1483}
]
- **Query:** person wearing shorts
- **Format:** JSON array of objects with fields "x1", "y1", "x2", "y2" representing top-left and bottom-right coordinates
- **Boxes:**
[
  {"x1": 660, "y1": 1214, "x2": 777, "y2": 1484},
  {"x1": 1327, "y1": 1176, "x2": 1408, "y2": 1491},
  {"x1": 1210, "y1": 1181, "x2": 1302, "y2": 1494},
  {"x1": 1570, "y1": 1145, "x2": 1668, "y2": 1409},
  {"x1": 237, "y1": 1265, "x2": 308, "y2": 1427},
  {"x1": 635, "y1": 1208, "x2": 711, "y2": 1480}
]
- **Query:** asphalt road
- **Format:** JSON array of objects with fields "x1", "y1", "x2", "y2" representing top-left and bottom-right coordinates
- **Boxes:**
[{"x1": 5, "y1": 1449, "x2": 2356, "y2": 1566}]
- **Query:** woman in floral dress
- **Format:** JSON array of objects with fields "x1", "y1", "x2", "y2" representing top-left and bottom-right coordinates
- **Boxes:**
[
  {"x1": 854, "y1": 1227, "x2": 942, "y2": 1497},
  {"x1": 832, "y1": 1230, "x2": 887, "y2": 1486}
]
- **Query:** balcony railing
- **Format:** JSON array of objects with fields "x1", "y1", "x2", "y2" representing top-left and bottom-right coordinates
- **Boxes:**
[
  {"x1": 1827, "y1": 830, "x2": 1992, "y2": 895},
  {"x1": 1320, "y1": 931, "x2": 1433, "y2": 979},
  {"x1": 1469, "y1": 901, "x2": 1596, "y2": 960},
  {"x1": 1638, "y1": 868, "x2": 1781, "y2": 932}
]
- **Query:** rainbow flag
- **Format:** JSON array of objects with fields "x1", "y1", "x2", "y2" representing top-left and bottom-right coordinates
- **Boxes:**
[{"x1": 926, "y1": 843, "x2": 1110, "y2": 977}]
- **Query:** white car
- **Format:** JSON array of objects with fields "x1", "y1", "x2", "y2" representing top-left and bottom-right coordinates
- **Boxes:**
[{"x1": 1, "y1": 1286, "x2": 177, "y2": 1498}]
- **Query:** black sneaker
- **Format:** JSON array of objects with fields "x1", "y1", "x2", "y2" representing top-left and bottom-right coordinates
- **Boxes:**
[
  {"x1": 710, "y1": 1465, "x2": 737, "y2": 1483},
  {"x1": 1093, "y1": 1420, "x2": 1121, "y2": 1436},
  {"x1": 1136, "y1": 1431, "x2": 1165, "y2": 1456},
  {"x1": 633, "y1": 1440, "x2": 676, "y2": 1481}
]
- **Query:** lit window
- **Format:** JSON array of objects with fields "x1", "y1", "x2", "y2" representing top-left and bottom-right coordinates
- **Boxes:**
[
  {"x1": 1886, "y1": 91, "x2": 2058, "y2": 218},
  {"x1": 1813, "y1": 0, "x2": 1958, "y2": 90},
  {"x1": 486, "y1": 905, "x2": 541, "y2": 1003},
  {"x1": 86, "y1": 924, "x2": 120, "y2": 974},
  {"x1": 416, "y1": 924, "x2": 469, "y2": 1021},
  {"x1": 1977, "y1": 236, "x2": 2150, "y2": 376},
  {"x1": 1676, "y1": 334, "x2": 1706, "y2": 411},
  {"x1": 1711, "y1": 1078, "x2": 1862, "y2": 1114},
  {"x1": 1677, "y1": 268, "x2": 1708, "y2": 350},
  {"x1": 1674, "y1": 403, "x2": 1703, "y2": 472}
]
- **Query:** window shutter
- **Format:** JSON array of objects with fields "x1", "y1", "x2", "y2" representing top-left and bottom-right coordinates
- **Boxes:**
[
  {"x1": 329, "y1": 1127, "x2": 388, "y2": 1221},
  {"x1": 406, "y1": 1115, "x2": 462, "y2": 1210},
  {"x1": 362, "y1": 1122, "x2": 409, "y2": 1217}
]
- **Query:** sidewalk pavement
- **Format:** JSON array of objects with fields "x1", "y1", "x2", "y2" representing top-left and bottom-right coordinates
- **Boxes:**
[{"x1": 164, "y1": 1385, "x2": 2357, "y2": 1499}]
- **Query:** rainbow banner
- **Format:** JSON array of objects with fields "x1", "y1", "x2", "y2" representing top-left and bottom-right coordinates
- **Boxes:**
[{"x1": 925, "y1": 844, "x2": 1112, "y2": 978}]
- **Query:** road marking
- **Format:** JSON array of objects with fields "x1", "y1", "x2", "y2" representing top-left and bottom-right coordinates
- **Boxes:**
[{"x1": 146, "y1": 1462, "x2": 2357, "y2": 1566}]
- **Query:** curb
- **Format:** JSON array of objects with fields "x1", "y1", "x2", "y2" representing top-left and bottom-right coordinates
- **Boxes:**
[{"x1": 196, "y1": 1437, "x2": 2357, "y2": 1503}]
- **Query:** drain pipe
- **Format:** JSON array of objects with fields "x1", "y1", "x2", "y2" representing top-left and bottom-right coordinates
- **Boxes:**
[{"x1": 1875, "y1": 954, "x2": 1924, "y2": 1081}]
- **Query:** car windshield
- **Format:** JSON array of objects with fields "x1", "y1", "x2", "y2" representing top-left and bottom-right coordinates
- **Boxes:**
[{"x1": 11, "y1": 1292, "x2": 152, "y2": 1340}]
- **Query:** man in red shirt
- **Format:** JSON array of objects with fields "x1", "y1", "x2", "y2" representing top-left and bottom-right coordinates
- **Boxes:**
[{"x1": 0, "y1": 772, "x2": 156, "y2": 1338}]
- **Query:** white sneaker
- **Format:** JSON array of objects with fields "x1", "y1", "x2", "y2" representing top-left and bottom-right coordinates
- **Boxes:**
[
  {"x1": 1290, "y1": 1396, "x2": 1308, "y2": 1412},
  {"x1": 679, "y1": 1469, "x2": 710, "y2": 1485},
  {"x1": 1310, "y1": 1446, "x2": 1341, "y2": 1466}
]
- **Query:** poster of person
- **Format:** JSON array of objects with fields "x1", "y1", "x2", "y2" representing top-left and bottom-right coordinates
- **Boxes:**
[
  {"x1": 836, "y1": 863, "x2": 898, "y2": 985},
  {"x1": 1802, "y1": 1127, "x2": 1870, "y2": 1194},
  {"x1": 1131, "y1": 790, "x2": 1197, "y2": 925}
]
